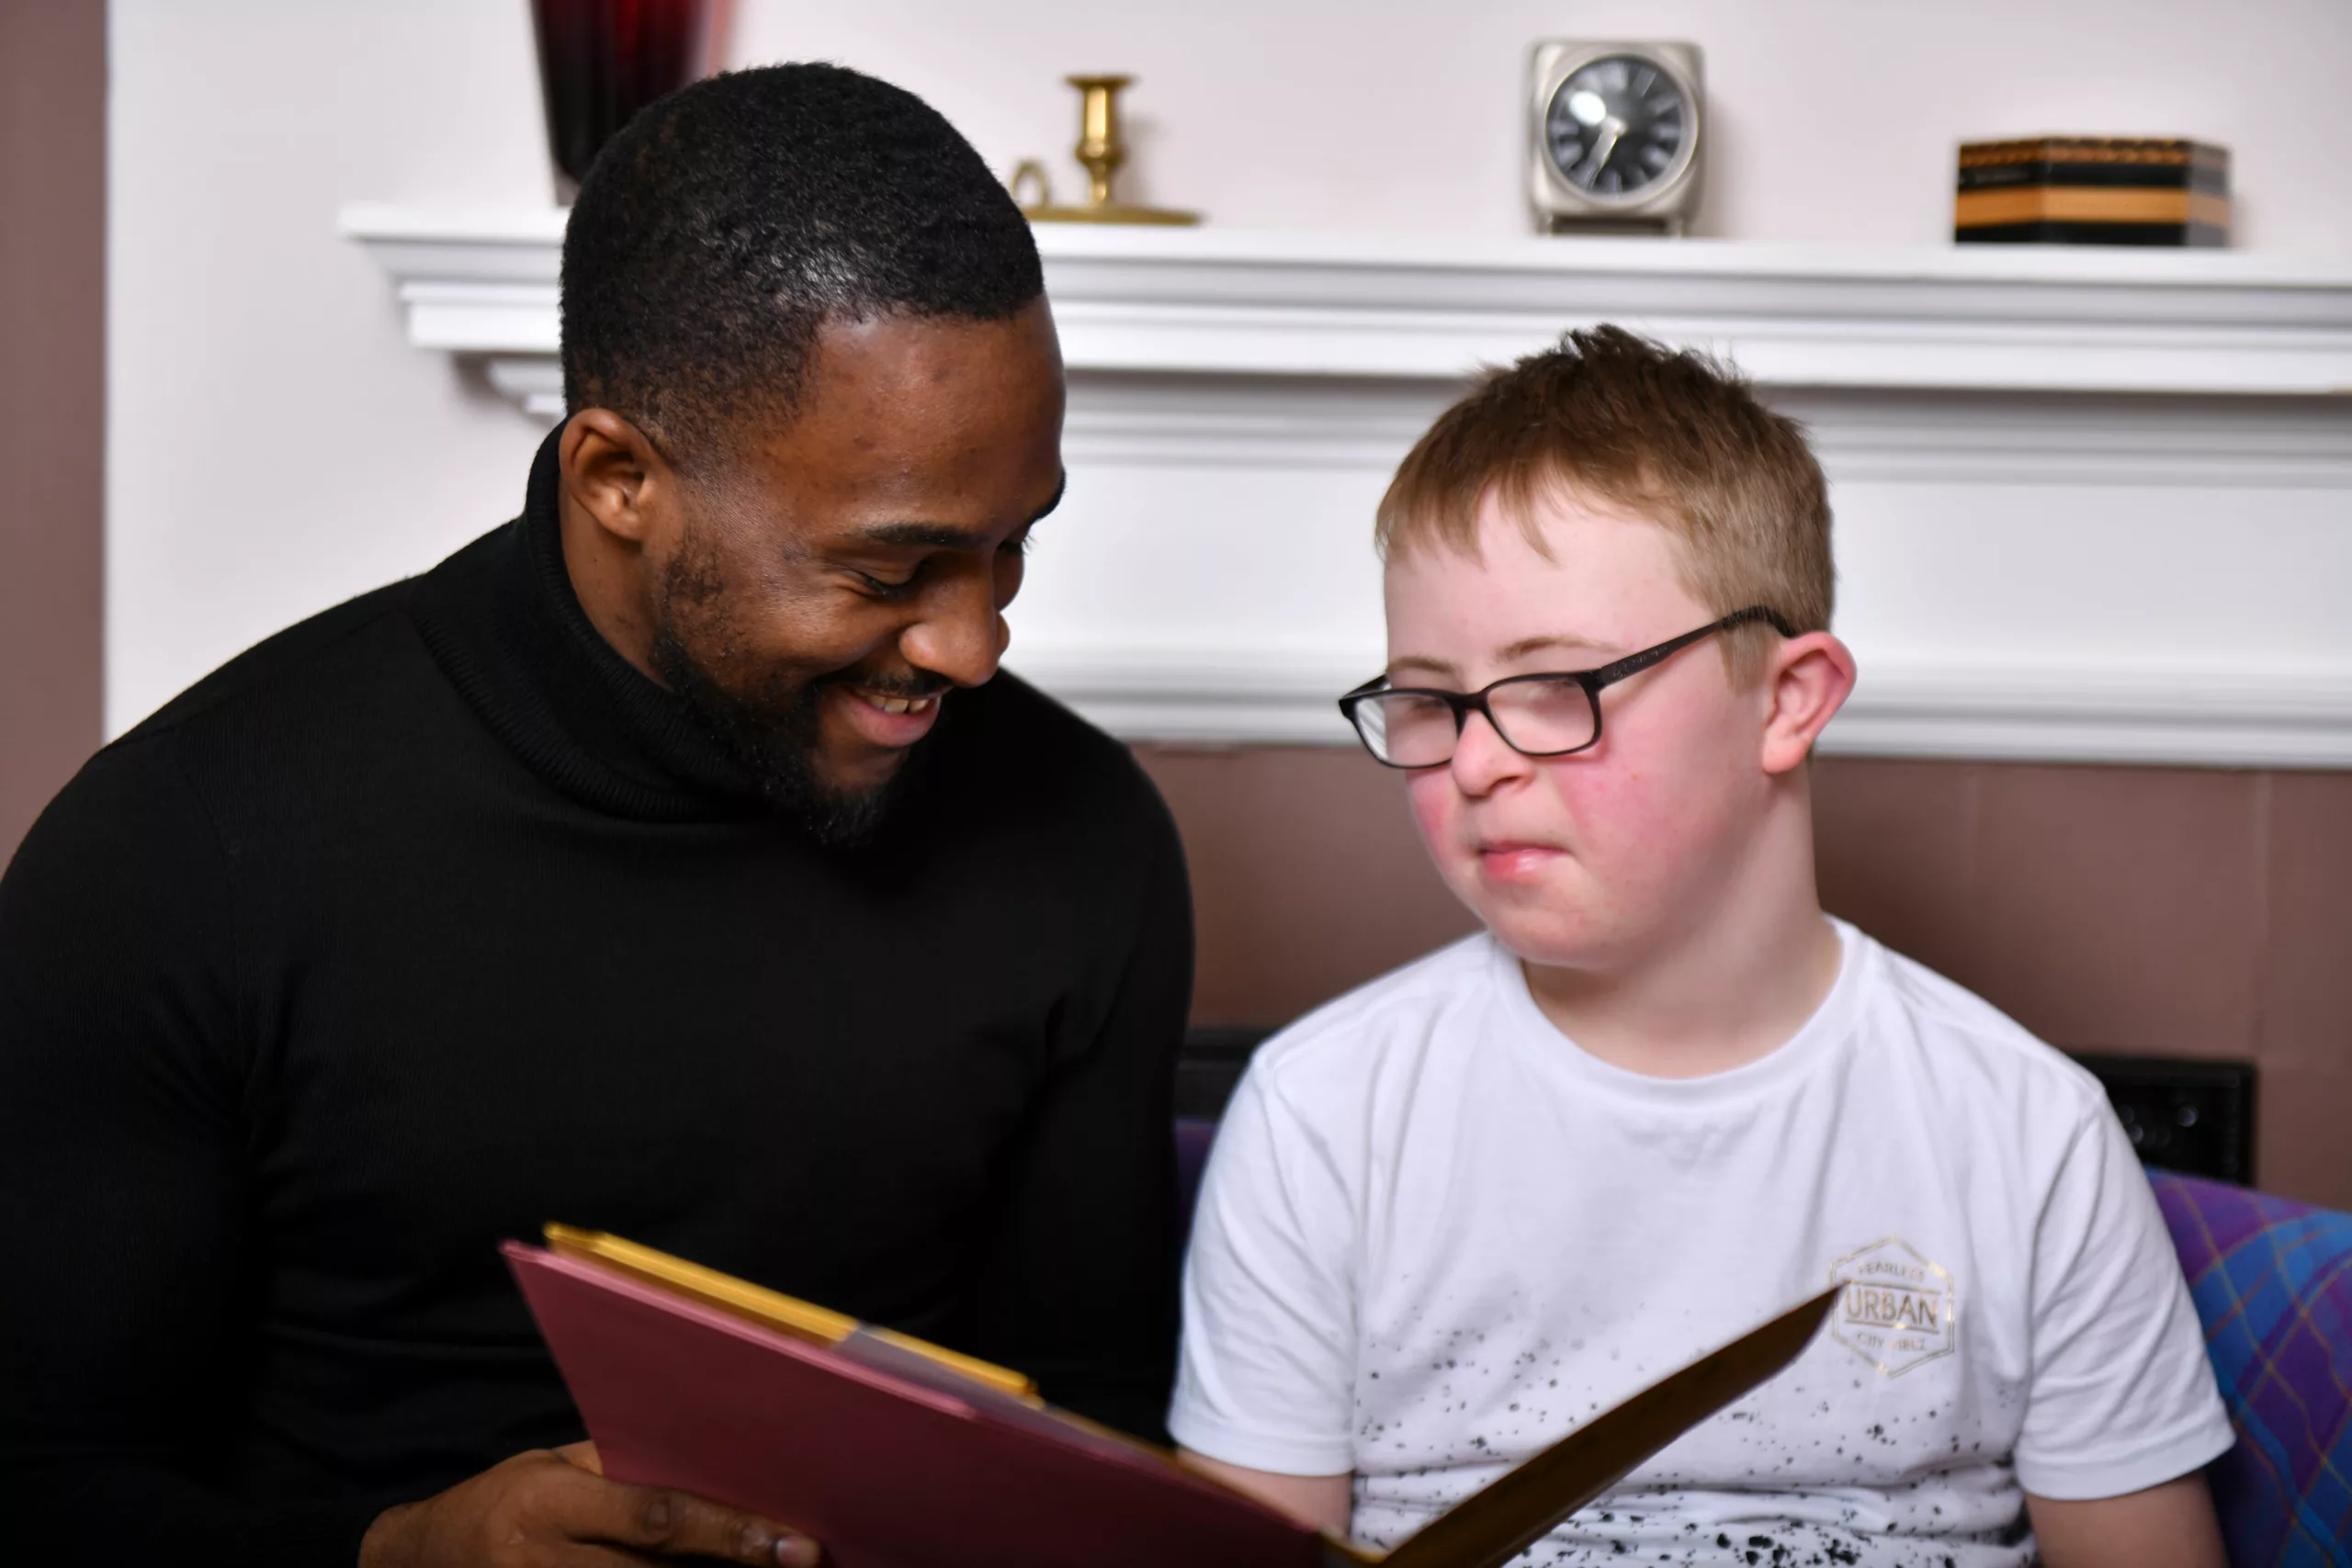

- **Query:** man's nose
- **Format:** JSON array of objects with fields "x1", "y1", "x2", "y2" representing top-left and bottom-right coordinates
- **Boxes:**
[
  {"x1": 1447, "y1": 708, "x2": 1529, "y2": 797},
  {"x1": 898, "y1": 571, "x2": 1003, "y2": 689}
]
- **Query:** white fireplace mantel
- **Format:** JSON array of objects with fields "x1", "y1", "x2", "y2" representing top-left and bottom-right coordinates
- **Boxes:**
[
  {"x1": 342, "y1": 205, "x2": 2352, "y2": 767},
  {"x1": 344, "y1": 204, "x2": 2352, "y2": 405}
]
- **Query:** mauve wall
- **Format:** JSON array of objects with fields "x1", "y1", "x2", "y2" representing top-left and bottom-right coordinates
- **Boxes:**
[
  {"x1": 0, "y1": 2, "x2": 106, "y2": 861},
  {"x1": 1137, "y1": 747, "x2": 2352, "y2": 1212}
]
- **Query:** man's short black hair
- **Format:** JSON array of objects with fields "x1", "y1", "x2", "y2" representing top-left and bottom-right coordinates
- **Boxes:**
[{"x1": 560, "y1": 62, "x2": 1045, "y2": 462}]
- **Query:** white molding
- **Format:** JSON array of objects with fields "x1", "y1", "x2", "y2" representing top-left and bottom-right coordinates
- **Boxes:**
[
  {"x1": 483, "y1": 357, "x2": 566, "y2": 421},
  {"x1": 1008, "y1": 649, "x2": 1370, "y2": 747},
  {"x1": 1060, "y1": 378, "x2": 2352, "y2": 489},
  {"x1": 1037, "y1": 232, "x2": 2352, "y2": 397},
  {"x1": 1060, "y1": 376, "x2": 1435, "y2": 471},
  {"x1": 342, "y1": 205, "x2": 562, "y2": 357},
  {"x1": 341, "y1": 205, "x2": 2352, "y2": 398},
  {"x1": 406, "y1": 360, "x2": 2352, "y2": 492},
  {"x1": 1011, "y1": 648, "x2": 2352, "y2": 769},
  {"x1": 1789, "y1": 394, "x2": 2352, "y2": 488},
  {"x1": 1823, "y1": 665, "x2": 2352, "y2": 769},
  {"x1": 340, "y1": 205, "x2": 2352, "y2": 770}
]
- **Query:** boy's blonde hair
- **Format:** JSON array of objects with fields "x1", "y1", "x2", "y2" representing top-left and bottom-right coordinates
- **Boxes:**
[{"x1": 1375, "y1": 326, "x2": 1834, "y2": 679}]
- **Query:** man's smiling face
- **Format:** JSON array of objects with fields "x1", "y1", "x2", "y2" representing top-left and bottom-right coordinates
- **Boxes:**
[{"x1": 636, "y1": 301, "x2": 1067, "y2": 840}]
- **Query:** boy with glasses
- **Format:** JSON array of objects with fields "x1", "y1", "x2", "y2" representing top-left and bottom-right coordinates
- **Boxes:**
[{"x1": 1169, "y1": 329, "x2": 2232, "y2": 1567}]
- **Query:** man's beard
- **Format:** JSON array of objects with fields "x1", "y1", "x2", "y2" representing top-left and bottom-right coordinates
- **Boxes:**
[{"x1": 646, "y1": 545, "x2": 932, "y2": 849}]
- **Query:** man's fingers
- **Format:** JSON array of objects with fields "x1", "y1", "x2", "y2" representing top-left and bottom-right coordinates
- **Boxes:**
[
  {"x1": 555, "y1": 1439, "x2": 605, "y2": 1475},
  {"x1": 560, "y1": 1466, "x2": 818, "y2": 1566},
  {"x1": 549, "y1": 1549, "x2": 664, "y2": 1568}
]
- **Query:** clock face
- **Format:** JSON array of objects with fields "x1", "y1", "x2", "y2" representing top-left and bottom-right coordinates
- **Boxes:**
[{"x1": 1544, "y1": 53, "x2": 1690, "y2": 197}]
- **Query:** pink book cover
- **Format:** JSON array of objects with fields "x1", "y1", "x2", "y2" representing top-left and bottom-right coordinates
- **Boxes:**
[{"x1": 503, "y1": 1243, "x2": 1336, "y2": 1568}]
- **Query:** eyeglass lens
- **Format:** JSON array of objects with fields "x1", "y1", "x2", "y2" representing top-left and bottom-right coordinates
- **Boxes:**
[{"x1": 1356, "y1": 679, "x2": 1598, "y2": 767}]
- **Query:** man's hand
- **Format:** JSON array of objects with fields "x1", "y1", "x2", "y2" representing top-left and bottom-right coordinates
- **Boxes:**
[{"x1": 360, "y1": 1442, "x2": 820, "y2": 1568}]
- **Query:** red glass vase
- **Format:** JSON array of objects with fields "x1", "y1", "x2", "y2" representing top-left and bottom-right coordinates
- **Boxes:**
[{"x1": 530, "y1": 0, "x2": 711, "y2": 199}]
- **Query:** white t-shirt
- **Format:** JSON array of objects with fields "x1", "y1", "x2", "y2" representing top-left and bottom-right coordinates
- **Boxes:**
[{"x1": 1170, "y1": 920, "x2": 2233, "y2": 1566}]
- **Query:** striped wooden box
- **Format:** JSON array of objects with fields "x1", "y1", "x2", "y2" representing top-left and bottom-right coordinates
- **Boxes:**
[{"x1": 1955, "y1": 136, "x2": 2229, "y2": 246}]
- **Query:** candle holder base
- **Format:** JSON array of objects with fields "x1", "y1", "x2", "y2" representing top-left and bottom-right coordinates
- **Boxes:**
[{"x1": 1009, "y1": 75, "x2": 1202, "y2": 227}]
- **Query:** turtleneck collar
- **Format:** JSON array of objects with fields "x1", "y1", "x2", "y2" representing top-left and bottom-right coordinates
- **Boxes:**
[{"x1": 405, "y1": 422, "x2": 770, "y2": 821}]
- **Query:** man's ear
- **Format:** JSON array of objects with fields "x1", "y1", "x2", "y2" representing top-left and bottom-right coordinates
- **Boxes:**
[
  {"x1": 1759, "y1": 631, "x2": 1858, "y2": 775},
  {"x1": 559, "y1": 409, "x2": 672, "y2": 547}
]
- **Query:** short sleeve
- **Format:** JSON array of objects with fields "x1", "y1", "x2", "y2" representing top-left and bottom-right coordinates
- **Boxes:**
[
  {"x1": 2013, "y1": 1102, "x2": 2235, "y2": 1499},
  {"x1": 1167, "y1": 1066, "x2": 1360, "y2": 1476}
]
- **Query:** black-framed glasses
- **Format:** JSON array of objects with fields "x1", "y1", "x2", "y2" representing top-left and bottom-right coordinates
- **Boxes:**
[{"x1": 1337, "y1": 606, "x2": 1797, "y2": 769}]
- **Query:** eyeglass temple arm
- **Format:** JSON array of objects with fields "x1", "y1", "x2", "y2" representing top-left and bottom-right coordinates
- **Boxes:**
[{"x1": 1582, "y1": 607, "x2": 1792, "y2": 691}]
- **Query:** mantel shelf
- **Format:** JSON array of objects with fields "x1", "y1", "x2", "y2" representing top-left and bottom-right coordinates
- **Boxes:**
[
  {"x1": 343, "y1": 204, "x2": 2352, "y2": 412},
  {"x1": 338, "y1": 204, "x2": 2352, "y2": 769}
]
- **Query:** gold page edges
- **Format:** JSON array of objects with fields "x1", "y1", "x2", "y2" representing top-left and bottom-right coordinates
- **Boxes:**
[
  {"x1": 540, "y1": 1225, "x2": 1349, "y2": 1532},
  {"x1": 541, "y1": 1224, "x2": 1039, "y2": 1400}
]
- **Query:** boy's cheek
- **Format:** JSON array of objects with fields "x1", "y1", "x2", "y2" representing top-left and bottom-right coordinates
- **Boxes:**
[
  {"x1": 1406, "y1": 773, "x2": 1464, "y2": 861},
  {"x1": 1406, "y1": 774, "x2": 1490, "y2": 908}
]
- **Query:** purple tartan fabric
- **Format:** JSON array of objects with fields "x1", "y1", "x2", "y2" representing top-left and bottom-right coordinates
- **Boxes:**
[{"x1": 2153, "y1": 1170, "x2": 2352, "y2": 1567}]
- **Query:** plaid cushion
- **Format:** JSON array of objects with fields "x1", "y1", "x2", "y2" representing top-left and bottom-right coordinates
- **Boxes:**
[{"x1": 2154, "y1": 1170, "x2": 2352, "y2": 1566}]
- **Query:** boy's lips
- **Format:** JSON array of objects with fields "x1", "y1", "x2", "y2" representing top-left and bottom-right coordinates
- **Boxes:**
[
  {"x1": 828, "y1": 683, "x2": 945, "y2": 749},
  {"x1": 1475, "y1": 840, "x2": 1566, "y2": 881}
]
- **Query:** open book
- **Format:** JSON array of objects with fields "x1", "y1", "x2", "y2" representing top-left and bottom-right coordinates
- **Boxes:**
[{"x1": 506, "y1": 1226, "x2": 1837, "y2": 1568}]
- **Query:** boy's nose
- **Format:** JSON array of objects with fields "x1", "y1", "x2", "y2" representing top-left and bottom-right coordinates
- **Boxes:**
[{"x1": 1447, "y1": 710, "x2": 1531, "y2": 796}]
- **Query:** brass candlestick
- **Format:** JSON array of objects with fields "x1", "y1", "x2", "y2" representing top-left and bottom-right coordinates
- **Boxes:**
[{"x1": 1010, "y1": 74, "x2": 1200, "y2": 225}]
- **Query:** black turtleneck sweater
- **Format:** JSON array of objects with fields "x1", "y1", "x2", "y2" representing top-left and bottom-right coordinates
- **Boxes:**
[{"x1": 0, "y1": 432, "x2": 1193, "y2": 1566}]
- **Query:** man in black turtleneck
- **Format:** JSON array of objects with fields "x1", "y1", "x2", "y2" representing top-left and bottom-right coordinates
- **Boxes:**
[{"x1": 0, "y1": 66, "x2": 1190, "y2": 1568}]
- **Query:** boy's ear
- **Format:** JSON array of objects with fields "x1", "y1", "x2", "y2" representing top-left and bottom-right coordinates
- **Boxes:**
[{"x1": 1758, "y1": 632, "x2": 1857, "y2": 775}]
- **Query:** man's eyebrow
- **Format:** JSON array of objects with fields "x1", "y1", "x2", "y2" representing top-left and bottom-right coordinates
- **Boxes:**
[
  {"x1": 859, "y1": 522, "x2": 989, "y2": 548},
  {"x1": 854, "y1": 472, "x2": 1069, "y2": 550}
]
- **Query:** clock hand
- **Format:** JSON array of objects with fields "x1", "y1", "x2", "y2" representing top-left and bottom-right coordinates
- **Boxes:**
[{"x1": 1576, "y1": 116, "x2": 1627, "y2": 185}]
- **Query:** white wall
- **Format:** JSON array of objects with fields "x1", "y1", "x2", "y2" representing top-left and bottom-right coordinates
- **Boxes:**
[
  {"x1": 107, "y1": 0, "x2": 2352, "y2": 732},
  {"x1": 755, "y1": 0, "x2": 2352, "y2": 250},
  {"x1": 107, "y1": 0, "x2": 551, "y2": 730}
]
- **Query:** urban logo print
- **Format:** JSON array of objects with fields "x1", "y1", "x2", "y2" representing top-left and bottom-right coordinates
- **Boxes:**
[{"x1": 1828, "y1": 1236, "x2": 1957, "y2": 1377}]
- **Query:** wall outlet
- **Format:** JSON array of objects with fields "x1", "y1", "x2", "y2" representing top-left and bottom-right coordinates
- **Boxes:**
[{"x1": 2067, "y1": 1053, "x2": 2256, "y2": 1186}]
